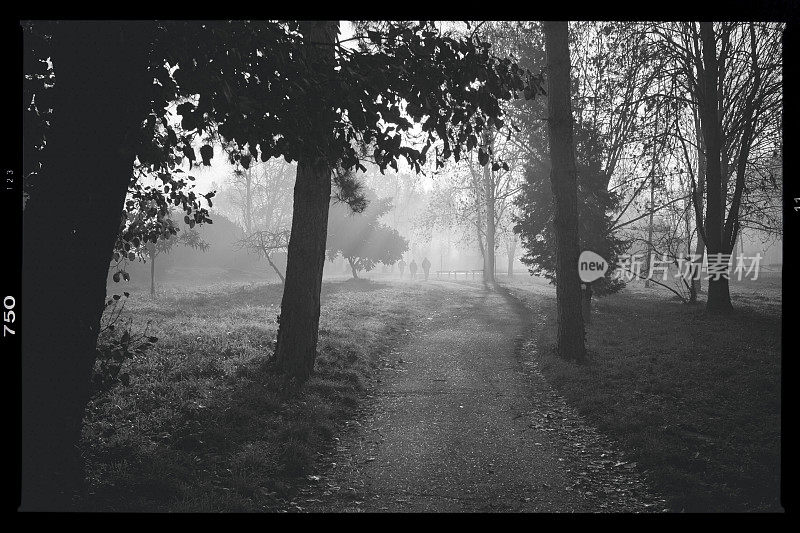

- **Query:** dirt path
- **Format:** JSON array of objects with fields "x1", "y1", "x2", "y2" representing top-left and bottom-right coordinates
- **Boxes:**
[{"x1": 296, "y1": 280, "x2": 665, "y2": 512}]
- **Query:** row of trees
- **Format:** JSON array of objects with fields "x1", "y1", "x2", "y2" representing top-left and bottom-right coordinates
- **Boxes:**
[
  {"x1": 525, "y1": 21, "x2": 782, "y2": 359},
  {"x1": 216, "y1": 159, "x2": 407, "y2": 281},
  {"x1": 412, "y1": 20, "x2": 781, "y2": 359},
  {"x1": 21, "y1": 20, "x2": 542, "y2": 508},
  {"x1": 19, "y1": 19, "x2": 781, "y2": 508}
]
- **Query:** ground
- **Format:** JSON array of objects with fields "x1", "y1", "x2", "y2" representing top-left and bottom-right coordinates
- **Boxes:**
[
  {"x1": 82, "y1": 268, "x2": 780, "y2": 512},
  {"x1": 504, "y1": 272, "x2": 782, "y2": 512},
  {"x1": 298, "y1": 279, "x2": 664, "y2": 512}
]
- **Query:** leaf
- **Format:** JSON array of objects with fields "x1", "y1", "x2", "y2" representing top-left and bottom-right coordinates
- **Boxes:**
[
  {"x1": 200, "y1": 144, "x2": 213, "y2": 166},
  {"x1": 183, "y1": 144, "x2": 196, "y2": 167},
  {"x1": 478, "y1": 147, "x2": 489, "y2": 166},
  {"x1": 176, "y1": 102, "x2": 195, "y2": 117}
]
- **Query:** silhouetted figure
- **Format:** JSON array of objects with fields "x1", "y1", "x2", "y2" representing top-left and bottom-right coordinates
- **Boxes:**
[
  {"x1": 421, "y1": 257, "x2": 431, "y2": 280},
  {"x1": 398, "y1": 259, "x2": 406, "y2": 278},
  {"x1": 409, "y1": 259, "x2": 418, "y2": 280}
]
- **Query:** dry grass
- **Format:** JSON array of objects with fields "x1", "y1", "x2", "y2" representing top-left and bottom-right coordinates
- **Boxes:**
[
  {"x1": 501, "y1": 273, "x2": 782, "y2": 512},
  {"x1": 81, "y1": 276, "x2": 419, "y2": 511}
]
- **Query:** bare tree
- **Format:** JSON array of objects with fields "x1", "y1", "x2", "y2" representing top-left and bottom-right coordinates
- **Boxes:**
[
  {"x1": 646, "y1": 21, "x2": 783, "y2": 312},
  {"x1": 219, "y1": 151, "x2": 296, "y2": 282},
  {"x1": 234, "y1": 229, "x2": 290, "y2": 283}
]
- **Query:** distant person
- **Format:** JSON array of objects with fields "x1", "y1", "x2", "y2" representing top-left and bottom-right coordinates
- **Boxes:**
[
  {"x1": 409, "y1": 259, "x2": 418, "y2": 280},
  {"x1": 398, "y1": 259, "x2": 406, "y2": 278},
  {"x1": 421, "y1": 257, "x2": 431, "y2": 280}
]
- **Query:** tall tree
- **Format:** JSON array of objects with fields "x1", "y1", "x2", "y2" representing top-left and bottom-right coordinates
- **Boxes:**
[
  {"x1": 481, "y1": 130, "x2": 496, "y2": 281},
  {"x1": 542, "y1": 21, "x2": 586, "y2": 361},
  {"x1": 220, "y1": 156, "x2": 295, "y2": 282},
  {"x1": 514, "y1": 120, "x2": 626, "y2": 294},
  {"x1": 22, "y1": 20, "x2": 217, "y2": 508},
  {"x1": 21, "y1": 21, "x2": 157, "y2": 510},
  {"x1": 697, "y1": 22, "x2": 729, "y2": 312},
  {"x1": 21, "y1": 20, "x2": 540, "y2": 505},
  {"x1": 647, "y1": 22, "x2": 782, "y2": 312},
  {"x1": 273, "y1": 21, "x2": 339, "y2": 381}
]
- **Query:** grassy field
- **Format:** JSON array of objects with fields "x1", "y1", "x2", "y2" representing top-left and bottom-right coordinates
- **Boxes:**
[
  {"x1": 82, "y1": 266, "x2": 782, "y2": 512},
  {"x1": 80, "y1": 275, "x2": 423, "y2": 511},
  {"x1": 501, "y1": 273, "x2": 782, "y2": 512}
]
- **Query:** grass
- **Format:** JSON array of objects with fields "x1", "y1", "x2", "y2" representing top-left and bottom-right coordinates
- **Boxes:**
[
  {"x1": 80, "y1": 275, "x2": 420, "y2": 511},
  {"x1": 501, "y1": 273, "x2": 782, "y2": 512}
]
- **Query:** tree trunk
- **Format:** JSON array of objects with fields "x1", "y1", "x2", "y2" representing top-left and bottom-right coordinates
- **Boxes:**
[
  {"x1": 265, "y1": 253, "x2": 285, "y2": 283},
  {"x1": 581, "y1": 283, "x2": 593, "y2": 325},
  {"x1": 472, "y1": 177, "x2": 486, "y2": 264},
  {"x1": 684, "y1": 194, "x2": 698, "y2": 304},
  {"x1": 482, "y1": 130, "x2": 496, "y2": 283},
  {"x1": 507, "y1": 236, "x2": 517, "y2": 276},
  {"x1": 274, "y1": 21, "x2": 338, "y2": 382},
  {"x1": 698, "y1": 22, "x2": 733, "y2": 313},
  {"x1": 645, "y1": 175, "x2": 655, "y2": 288},
  {"x1": 691, "y1": 106, "x2": 706, "y2": 295},
  {"x1": 644, "y1": 99, "x2": 660, "y2": 288},
  {"x1": 476, "y1": 222, "x2": 485, "y2": 262},
  {"x1": 693, "y1": 234, "x2": 706, "y2": 294},
  {"x1": 543, "y1": 21, "x2": 586, "y2": 361},
  {"x1": 21, "y1": 21, "x2": 154, "y2": 510},
  {"x1": 150, "y1": 253, "x2": 156, "y2": 299},
  {"x1": 348, "y1": 257, "x2": 359, "y2": 279}
]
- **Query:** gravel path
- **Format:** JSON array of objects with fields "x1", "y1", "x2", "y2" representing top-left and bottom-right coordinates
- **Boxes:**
[{"x1": 295, "y1": 280, "x2": 666, "y2": 512}]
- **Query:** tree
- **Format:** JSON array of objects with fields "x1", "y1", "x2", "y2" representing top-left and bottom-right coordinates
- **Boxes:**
[
  {"x1": 417, "y1": 129, "x2": 525, "y2": 277},
  {"x1": 252, "y1": 21, "x2": 539, "y2": 380},
  {"x1": 327, "y1": 187, "x2": 408, "y2": 279},
  {"x1": 221, "y1": 156, "x2": 295, "y2": 283},
  {"x1": 21, "y1": 21, "x2": 158, "y2": 510},
  {"x1": 514, "y1": 119, "x2": 626, "y2": 294},
  {"x1": 645, "y1": 22, "x2": 783, "y2": 312},
  {"x1": 121, "y1": 208, "x2": 210, "y2": 298},
  {"x1": 21, "y1": 20, "x2": 541, "y2": 505},
  {"x1": 417, "y1": 165, "x2": 485, "y2": 259},
  {"x1": 542, "y1": 21, "x2": 586, "y2": 362},
  {"x1": 21, "y1": 20, "x2": 217, "y2": 509},
  {"x1": 234, "y1": 229, "x2": 290, "y2": 283},
  {"x1": 272, "y1": 21, "x2": 339, "y2": 380}
]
